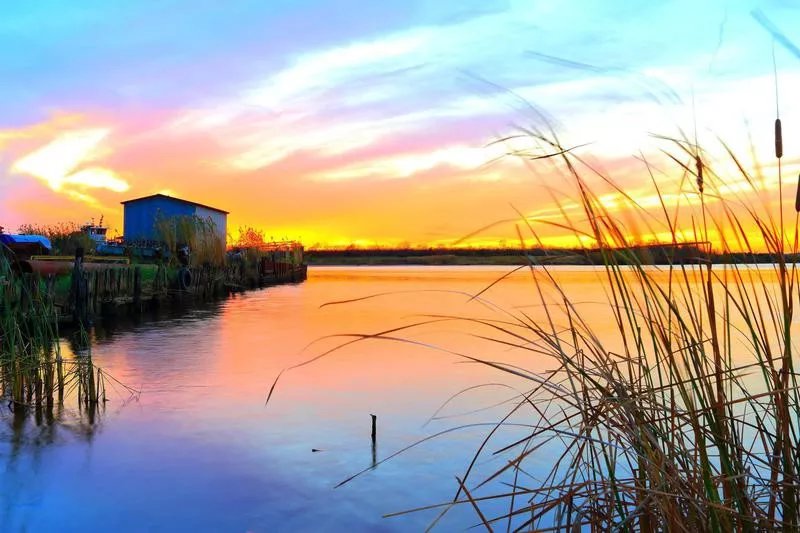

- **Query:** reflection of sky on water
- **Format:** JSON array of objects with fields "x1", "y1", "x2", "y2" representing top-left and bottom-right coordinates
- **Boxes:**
[{"x1": 2, "y1": 266, "x2": 796, "y2": 531}]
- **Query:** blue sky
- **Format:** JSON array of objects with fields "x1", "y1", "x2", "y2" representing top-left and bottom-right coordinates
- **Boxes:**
[{"x1": 2, "y1": 0, "x2": 800, "y2": 246}]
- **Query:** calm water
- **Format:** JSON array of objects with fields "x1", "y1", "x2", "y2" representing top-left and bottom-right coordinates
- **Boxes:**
[{"x1": 0, "y1": 265, "x2": 793, "y2": 532}]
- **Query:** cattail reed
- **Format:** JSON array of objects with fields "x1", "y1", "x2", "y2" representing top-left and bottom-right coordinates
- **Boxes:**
[
  {"x1": 776, "y1": 118, "x2": 783, "y2": 159},
  {"x1": 795, "y1": 173, "x2": 800, "y2": 213},
  {"x1": 695, "y1": 154, "x2": 703, "y2": 193},
  {"x1": 315, "y1": 118, "x2": 800, "y2": 530}
]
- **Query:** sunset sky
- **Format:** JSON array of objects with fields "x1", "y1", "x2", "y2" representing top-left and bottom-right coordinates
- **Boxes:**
[{"x1": 2, "y1": 1, "x2": 800, "y2": 248}]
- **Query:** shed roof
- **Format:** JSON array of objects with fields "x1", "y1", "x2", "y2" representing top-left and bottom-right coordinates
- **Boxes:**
[
  {"x1": 0, "y1": 234, "x2": 53, "y2": 250},
  {"x1": 121, "y1": 193, "x2": 229, "y2": 215}
]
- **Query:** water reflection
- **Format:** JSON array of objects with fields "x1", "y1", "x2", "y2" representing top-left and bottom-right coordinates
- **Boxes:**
[
  {"x1": 0, "y1": 401, "x2": 104, "y2": 530},
  {"x1": 85, "y1": 299, "x2": 227, "y2": 345},
  {"x1": 0, "y1": 402, "x2": 101, "y2": 454},
  {"x1": 3, "y1": 266, "x2": 794, "y2": 531},
  {"x1": 2, "y1": 268, "x2": 526, "y2": 531}
]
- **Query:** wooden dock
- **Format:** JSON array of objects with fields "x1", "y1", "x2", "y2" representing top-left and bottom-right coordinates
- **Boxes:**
[{"x1": 32, "y1": 259, "x2": 308, "y2": 325}]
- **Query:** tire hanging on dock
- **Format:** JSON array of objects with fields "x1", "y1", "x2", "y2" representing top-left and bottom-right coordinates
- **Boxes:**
[{"x1": 177, "y1": 267, "x2": 192, "y2": 291}]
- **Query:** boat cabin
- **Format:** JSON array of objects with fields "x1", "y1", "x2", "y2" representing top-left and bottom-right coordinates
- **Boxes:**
[{"x1": 81, "y1": 216, "x2": 109, "y2": 245}]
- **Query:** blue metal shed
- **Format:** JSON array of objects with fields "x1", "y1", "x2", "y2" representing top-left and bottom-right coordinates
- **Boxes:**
[{"x1": 121, "y1": 194, "x2": 228, "y2": 244}]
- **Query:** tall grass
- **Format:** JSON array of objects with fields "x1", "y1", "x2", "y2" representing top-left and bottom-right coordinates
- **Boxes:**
[
  {"x1": 17, "y1": 222, "x2": 96, "y2": 256},
  {"x1": 270, "y1": 110, "x2": 800, "y2": 530},
  {"x1": 154, "y1": 213, "x2": 226, "y2": 267},
  {"x1": 412, "y1": 123, "x2": 800, "y2": 530},
  {"x1": 1, "y1": 249, "x2": 106, "y2": 421}
]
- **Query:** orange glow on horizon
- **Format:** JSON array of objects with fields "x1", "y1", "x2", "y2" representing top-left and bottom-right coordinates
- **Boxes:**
[
  {"x1": 5, "y1": 3, "x2": 800, "y2": 257},
  {"x1": 5, "y1": 100, "x2": 800, "y2": 255}
]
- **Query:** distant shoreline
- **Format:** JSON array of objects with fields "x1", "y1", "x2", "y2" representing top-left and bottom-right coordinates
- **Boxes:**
[
  {"x1": 306, "y1": 254, "x2": 528, "y2": 266},
  {"x1": 305, "y1": 247, "x2": 798, "y2": 266}
]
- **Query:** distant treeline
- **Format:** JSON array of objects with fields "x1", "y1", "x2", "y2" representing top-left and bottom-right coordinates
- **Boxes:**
[{"x1": 305, "y1": 244, "x2": 800, "y2": 266}]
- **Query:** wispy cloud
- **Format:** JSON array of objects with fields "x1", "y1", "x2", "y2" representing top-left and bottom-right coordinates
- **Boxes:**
[{"x1": 11, "y1": 128, "x2": 129, "y2": 203}]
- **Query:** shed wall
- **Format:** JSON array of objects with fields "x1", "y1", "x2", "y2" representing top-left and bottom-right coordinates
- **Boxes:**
[
  {"x1": 194, "y1": 206, "x2": 228, "y2": 245},
  {"x1": 123, "y1": 197, "x2": 194, "y2": 242}
]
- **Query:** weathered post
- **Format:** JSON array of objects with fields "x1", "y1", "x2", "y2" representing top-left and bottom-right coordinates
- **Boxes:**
[
  {"x1": 45, "y1": 274, "x2": 55, "y2": 304},
  {"x1": 92, "y1": 270, "x2": 99, "y2": 313},
  {"x1": 154, "y1": 263, "x2": 162, "y2": 292},
  {"x1": 133, "y1": 266, "x2": 142, "y2": 310},
  {"x1": 22, "y1": 272, "x2": 39, "y2": 313},
  {"x1": 371, "y1": 414, "x2": 377, "y2": 469},
  {"x1": 71, "y1": 247, "x2": 87, "y2": 324}
]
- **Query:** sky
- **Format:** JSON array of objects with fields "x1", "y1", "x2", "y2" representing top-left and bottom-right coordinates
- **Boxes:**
[{"x1": 2, "y1": 0, "x2": 800, "y2": 249}]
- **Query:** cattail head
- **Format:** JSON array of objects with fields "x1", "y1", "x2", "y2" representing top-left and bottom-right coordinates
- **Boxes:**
[
  {"x1": 795, "y1": 173, "x2": 800, "y2": 213},
  {"x1": 775, "y1": 118, "x2": 783, "y2": 159},
  {"x1": 695, "y1": 155, "x2": 704, "y2": 194}
]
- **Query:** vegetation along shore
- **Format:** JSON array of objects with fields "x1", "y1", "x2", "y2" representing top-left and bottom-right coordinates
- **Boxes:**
[
  {"x1": 271, "y1": 91, "x2": 800, "y2": 530},
  {"x1": 305, "y1": 244, "x2": 800, "y2": 266}
]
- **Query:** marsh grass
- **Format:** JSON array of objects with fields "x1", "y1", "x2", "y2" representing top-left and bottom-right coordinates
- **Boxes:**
[
  {"x1": 17, "y1": 222, "x2": 96, "y2": 256},
  {"x1": 1, "y1": 249, "x2": 109, "y2": 422},
  {"x1": 268, "y1": 106, "x2": 800, "y2": 530},
  {"x1": 154, "y1": 213, "x2": 226, "y2": 267},
  {"x1": 418, "y1": 125, "x2": 800, "y2": 530}
]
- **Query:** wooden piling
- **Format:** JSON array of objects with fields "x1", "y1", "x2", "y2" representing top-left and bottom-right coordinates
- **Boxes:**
[
  {"x1": 371, "y1": 414, "x2": 377, "y2": 468},
  {"x1": 133, "y1": 266, "x2": 141, "y2": 308},
  {"x1": 70, "y1": 247, "x2": 88, "y2": 324}
]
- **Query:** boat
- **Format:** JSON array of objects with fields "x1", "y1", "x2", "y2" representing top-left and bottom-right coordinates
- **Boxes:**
[{"x1": 81, "y1": 215, "x2": 109, "y2": 246}]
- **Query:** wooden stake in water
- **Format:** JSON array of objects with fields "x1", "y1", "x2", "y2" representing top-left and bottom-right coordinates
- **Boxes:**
[{"x1": 370, "y1": 414, "x2": 377, "y2": 469}]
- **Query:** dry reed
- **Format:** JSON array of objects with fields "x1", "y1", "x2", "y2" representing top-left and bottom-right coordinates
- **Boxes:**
[
  {"x1": 1, "y1": 248, "x2": 108, "y2": 422},
  {"x1": 269, "y1": 103, "x2": 800, "y2": 531},
  {"x1": 154, "y1": 212, "x2": 226, "y2": 267}
]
